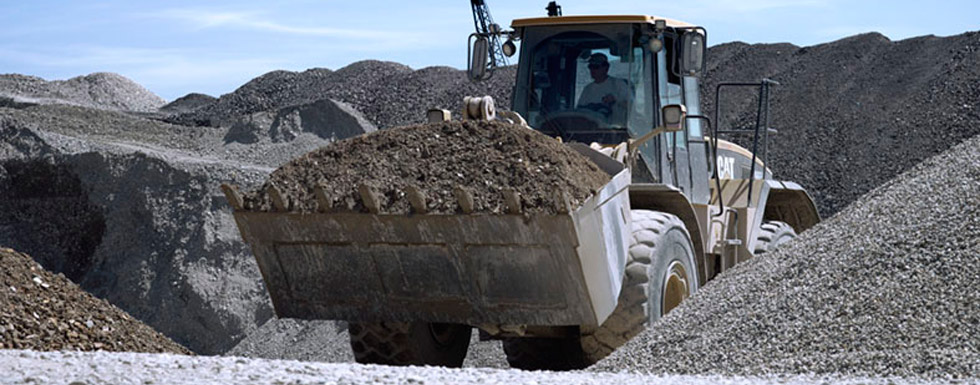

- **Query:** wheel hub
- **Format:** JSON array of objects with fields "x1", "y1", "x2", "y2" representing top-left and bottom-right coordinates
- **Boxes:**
[
  {"x1": 428, "y1": 323, "x2": 458, "y2": 347},
  {"x1": 661, "y1": 261, "x2": 691, "y2": 315}
]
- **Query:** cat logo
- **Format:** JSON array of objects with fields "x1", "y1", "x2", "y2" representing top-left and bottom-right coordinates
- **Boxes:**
[{"x1": 717, "y1": 156, "x2": 736, "y2": 179}]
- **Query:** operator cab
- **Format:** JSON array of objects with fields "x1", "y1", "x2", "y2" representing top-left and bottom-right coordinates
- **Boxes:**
[
  {"x1": 509, "y1": 16, "x2": 702, "y2": 146},
  {"x1": 497, "y1": 15, "x2": 707, "y2": 191}
]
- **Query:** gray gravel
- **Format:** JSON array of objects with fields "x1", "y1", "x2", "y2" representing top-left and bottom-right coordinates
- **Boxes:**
[
  {"x1": 593, "y1": 133, "x2": 980, "y2": 379},
  {"x1": 701, "y1": 32, "x2": 980, "y2": 218},
  {"x1": 0, "y1": 73, "x2": 165, "y2": 112},
  {"x1": 0, "y1": 101, "x2": 373, "y2": 354},
  {"x1": 168, "y1": 61, "x2": 516, "y2": 130},
  {"x1": 0, "y1": 349, "x2": 958, "y2": 385}
]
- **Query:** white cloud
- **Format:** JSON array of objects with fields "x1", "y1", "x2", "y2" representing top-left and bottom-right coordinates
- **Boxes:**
[{"x1": 152, "y1": 9, "x2": 421, "y2": 41}]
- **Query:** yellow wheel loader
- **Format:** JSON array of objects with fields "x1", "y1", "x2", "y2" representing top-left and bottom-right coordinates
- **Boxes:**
[{"x1": 224, "y1": 7, "x2": 819, "y2": 370}]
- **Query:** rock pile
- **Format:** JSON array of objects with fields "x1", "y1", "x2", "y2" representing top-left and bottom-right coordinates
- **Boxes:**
[
  {"x1": 167, "y1": 62, "x2": 516, "y2": 129},
  {"x1": 223, "y1": 98, "x2": 377, "y2": 144},
  {"x1": 0, "y1": 247, "x2": 190, "y2": 354},
  {"x1": 241, "y1": 120, "x2": 610, "y2": 215},
  {"x1": 593, "y1": 134, "x2": 980, "y2": 379},
  {"x1": 0, "y1": 103, "x2": 338, "y2": 355},
  {"x1": 0, "y1": 72, "x2": 166, "y2": 113},
  {"x1": 159, "y1": 93, "x2": 216, "y2": 115},
  {"x1": 701, "y1": 32, "x2": 980, "y2": 218}
]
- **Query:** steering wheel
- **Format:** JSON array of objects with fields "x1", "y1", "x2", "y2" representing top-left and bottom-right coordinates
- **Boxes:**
[
  {"x1": 540, "y1": 111, "x2": 604, "y2": 140},
  {"x1": 580, "y1": 102, "x2": 612, "y2": 117}
]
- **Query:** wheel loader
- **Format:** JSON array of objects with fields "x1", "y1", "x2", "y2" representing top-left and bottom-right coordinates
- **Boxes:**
[{"x1": 223, "y1": 9, "x2": 820, "y2": 370}]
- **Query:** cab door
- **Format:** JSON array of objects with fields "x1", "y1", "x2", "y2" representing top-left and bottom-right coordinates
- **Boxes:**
[{"x1": 657, "y1": 48, "x2": 691, "y2": 195}]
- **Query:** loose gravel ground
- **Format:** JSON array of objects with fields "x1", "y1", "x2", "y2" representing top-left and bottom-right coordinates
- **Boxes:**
[
  {"x1": 0, "y1": 349, "x2": 957, "y2": 385},
  {"x1": 593, "y1": 134, "x2": 980, "y2": 379}
]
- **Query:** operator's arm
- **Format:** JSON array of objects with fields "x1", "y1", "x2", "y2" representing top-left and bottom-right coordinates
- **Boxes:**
[{"x1": 577, "y1": 83, "x2": 598, "y2": 108}]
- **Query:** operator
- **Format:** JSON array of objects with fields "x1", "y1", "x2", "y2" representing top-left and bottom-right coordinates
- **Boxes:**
[{"x1": 577, "y1": 53, "x2": 630, "y2": 126}]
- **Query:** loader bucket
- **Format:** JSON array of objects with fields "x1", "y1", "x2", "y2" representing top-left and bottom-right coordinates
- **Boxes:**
[{"x1": 227, "y1": 144, "x2": 632, "y2": 328}]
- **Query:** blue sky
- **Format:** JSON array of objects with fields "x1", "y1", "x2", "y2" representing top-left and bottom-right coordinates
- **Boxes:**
[{"x1": 1, "y1": 1, "x2": 976, "y2": 101}]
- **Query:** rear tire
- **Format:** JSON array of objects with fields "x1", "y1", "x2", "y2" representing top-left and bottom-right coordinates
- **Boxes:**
[
  {"x1": 348, "y1": 322, "x2": 471, "y2": 367},
  {"x1": 753, "y1": 221, "x2": 797, "y2": 255},
  {"x1": 503, "y1": 210, "x2": 697, "y2": 370}
]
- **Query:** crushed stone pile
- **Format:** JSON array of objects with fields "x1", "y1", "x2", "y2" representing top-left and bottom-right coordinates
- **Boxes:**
[
  {"x1": 0, "y1": 247, "x2": 190, "y2": 354},
  {"x1": 0, "y1": 72, "x2": 166, "y2": 112},
  {"x1": 158, "y1": 92, "x2": 216, "y2": 115},
  {"x1": 0, "y1": 103, "x2": 333, "y2": 355},
  {"x1": 593, "y1": 134, "x2": 980, "y2": 379},
  {"x1": 223, "y1": 98, "x2": 377, "y2": 144},
  {"x1": 242, "y1": 120, "x2": 610, "y2": 215},
  {"x1": 167, "y1": 62, "x2": 516, "y2": 129},
  {"x1": 701, "y1": 31, "x2": 980, "y2": 218}
]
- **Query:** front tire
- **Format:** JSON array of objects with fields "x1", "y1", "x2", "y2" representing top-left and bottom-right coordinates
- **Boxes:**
[
  {"x1": 753, "y1": 220, "x2": 797, "y2": 255},
  {"x1": 503, "y1": 210, "x2": 698, "y2": 370},
  {"x1": 348, "y1": 322, "x2": 471, "y2": 367}
]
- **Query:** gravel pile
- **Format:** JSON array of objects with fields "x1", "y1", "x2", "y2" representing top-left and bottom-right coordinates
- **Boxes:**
[
  {"x1": 593, "y1": 134, "x2": 980, "y2": 379},
  {"x1": 223, "y1": 98, "x2": 377, "y2": 144},
  {"x1": 0, "y1": 103, "x2": 339, "y2": 355},
  {"x1": 701, "y1": 31, "x2": 980, "y2": 218},
  {"x1": 242, "y1": 120, "x2": 610, "y2": 214},
  {"x1": 158, "y1": 93, "x2": 216, "y2": 115},
  {"x1": 0, "y1": 73, "x2": 166, "y2": 113},
  {"x1": 167, "y1": 62, "x2": 516, "y2": 129},
  {"x1": 0, "y1": 247, "x2": 189, "y2": 354}
]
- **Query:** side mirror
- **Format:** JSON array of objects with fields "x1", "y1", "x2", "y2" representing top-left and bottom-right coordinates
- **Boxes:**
[
  {"x1": 468, "y1": 35, "x2": 490, "y2": 82},
  {"x1": 662, "y1": 104, "x2": 687, "y2": 132},
  {"x1": 627, "y1": 104, "x2": 687, "y2": 155},
  {"x1": 680, "y1": 32, "x2": 706, "y2": 75}
]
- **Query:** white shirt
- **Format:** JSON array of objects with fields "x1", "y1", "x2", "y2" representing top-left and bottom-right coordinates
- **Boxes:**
[{"x1": 577, "y1": 77, "x2": 630, "y2": 125}]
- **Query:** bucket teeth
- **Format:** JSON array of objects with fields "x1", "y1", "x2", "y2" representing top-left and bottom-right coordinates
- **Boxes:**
[
  {"x1": 268, "y1": 184, "x2": 288, "y2": 212},
  {"x1": 314, "y1": 184, "x2": 332, "y2": 213},
  {"x1": 503, "y1": 188, "x2": 522, "y2": 214},
  {"x1": 220, "y1": 184, "x2": 243, "y2": 211},
  {"x1": 358, "y1": 184, "x2": 381, "y2": 214},
  {"x1": 404, "y1": 185, "x2": 428, "y2": 214},
  {"x1": 454, "y1": 186, "x2": 475, "y2": 214},
  {"x1": 554, "y1": 187, "x2": 571, "y2": 214}
]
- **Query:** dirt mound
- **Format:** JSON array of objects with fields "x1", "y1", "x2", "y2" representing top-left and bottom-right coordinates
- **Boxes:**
[
  {"x1": 0, "y1": 72, "x2": 166, "y2": 112},
  {"x1": 0, "y1": 247, "x2": 190, "y2": 353},
  {"x1": 159, "y1": 93, "x2": 216, "y2": 115},
  {"x1": 168, "y1": 61, "x2": 515, "y2": 129},
  {"x1": 701, "y1": 31, "x2": 980, "y2": 218},
  {"x1": 242, "y1": 120, "x2": 610, "y2": 215},
  {"x1": 594, "y1": 134, "x2": 980, "y2": 379}
]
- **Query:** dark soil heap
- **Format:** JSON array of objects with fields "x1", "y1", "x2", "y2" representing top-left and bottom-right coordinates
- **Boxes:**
[
  {"x1": 243, "y1": 120, "x2": 610, "y2": 215},
  {"x1": 593, "y1": 134, "x2": 980, "y2": 379},
  {"x1": 0, "y1": 247, "x2": 190, "y2": 354}
]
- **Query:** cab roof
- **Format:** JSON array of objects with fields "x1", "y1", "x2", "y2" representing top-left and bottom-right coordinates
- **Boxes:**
[{"x1": 511, "y1": 15, "x2": 695, "y2": 29}]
